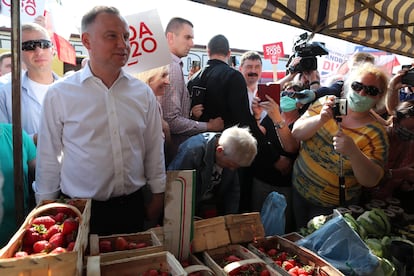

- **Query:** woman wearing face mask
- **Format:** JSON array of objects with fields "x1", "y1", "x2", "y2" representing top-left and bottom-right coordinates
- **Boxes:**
[
  {"x1": 291, "y1": 63, "x2": 389, "y2": 229},
  {"x1": 367, "y1": 100, "x2": 414, "y2": 213}
]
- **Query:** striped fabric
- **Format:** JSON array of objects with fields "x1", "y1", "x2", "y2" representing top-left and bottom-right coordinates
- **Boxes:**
[{"x1": 190, "y1": 0, "x2": 414, "y2": 57}]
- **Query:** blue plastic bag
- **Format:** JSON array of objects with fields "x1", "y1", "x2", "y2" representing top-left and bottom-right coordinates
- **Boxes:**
[
  {"x1": 260, "y1": 191, "x2": 286, "y2": 236},
  {"x1": 297, "y1": 215, "x2": 379, "y2": 275}
]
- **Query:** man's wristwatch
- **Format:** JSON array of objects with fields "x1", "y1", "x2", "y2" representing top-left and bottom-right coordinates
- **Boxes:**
[{"x1": 274, "y1": 120, "x2": 286, "y2": 129}]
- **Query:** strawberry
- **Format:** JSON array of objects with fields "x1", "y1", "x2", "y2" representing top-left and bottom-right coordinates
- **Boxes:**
[
  {"x1": 62, "y1": 218, "x2": 78, "y2": 235},
  {"x1": 99, "y1": 240, "x2": 112, "y2": 253},
  {"x1": 128, "y1": 242, "x2": 137, "y2": 249},
  {"x1": 260, "y1": 270, "x2": 271, "y2": 276},
  {"x1": 33, "y1": 240, "x2": 51, "y2": 253},
  {"x1": 55, "y1": 207, "x2": 78, "y2": 218},
  {"x1": 50, "y1": 247, "x2": 67, "y2": 254},
  {"x1": 226, "y1": 255, "x2": 241, "y2": 263},
  {"x1": 22, "y1": 228, "x2": 43, "y2": 247},
  {"x1": 114, "y1": 237, "x2": 128, "y2": 251},
  {"x1": 282, "y1": 261, "x2": 294, "y2": 271},
  {"x1": 135, "y1": 242, "x2": 148, "y2": 249},
  {"x1": 267, "y1": 248, "x2": 277, "y2": 256},
  {"x1": 53, "y1": 212, "x2": 66, "y2": 223},
  {"x1": 32, "y1": 216, "x2": 56, "y2": 229},
  {"x1": 143, "y1": 269, "x2": 159, "y2": 276},
  {"x1": 67, "y1": 241, "x2": 75, "y2": 251},
  {"x1": 160, "y1": 272, "x2": 169, "y2": 276},
  {"x1": 14, "y1": 251, "x2": 29, "y2": 258},
  {"x1": 49, "y1": 232, "x2": 66, "y2": 249},
  {"x1": 44, "y1": 224, "x2": 61, "y2": 241}
]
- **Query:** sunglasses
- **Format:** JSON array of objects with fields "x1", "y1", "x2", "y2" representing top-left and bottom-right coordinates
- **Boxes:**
[
  {"x1": 22, "y1": 39, "x2": 53, "y2": 51},
  {"x1": 351, "y1": 81, "x2": 381, "y2": 96}
]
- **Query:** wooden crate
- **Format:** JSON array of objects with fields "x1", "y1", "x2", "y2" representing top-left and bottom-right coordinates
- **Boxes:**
[
  {"x1": 86, "y1": 251, "x2": 186, "y2": 276},
  {"x1": 202, "y1": 244, "x2": 284, "y2": 276},
  {"x1": 192, "y1": 216, "x2": 230, "y2": 253},
  {"x1": 0, "y1": 199, "x2": 91, "y2": 276},
  {"x1": 248, "y1": 235, "x2": 344, "y2": 276},
  {"x1": 88, "y1": 231, "x2": 164, "y2": 263},
  {"x1": 224, "y1": 212, "x2": 265, "y2": 244},
  {"x1": 182, "y1": 253, "x2": 214, "y2": 275}
]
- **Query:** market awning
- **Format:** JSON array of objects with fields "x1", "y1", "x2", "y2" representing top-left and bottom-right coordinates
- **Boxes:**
[{"x1": 189, "y1": 0, "x2": 414, "y2": 58}]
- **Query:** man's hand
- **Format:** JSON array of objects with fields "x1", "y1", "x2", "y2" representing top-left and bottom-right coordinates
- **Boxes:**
[
  {"x1": 207, "y1": 117, "x2": 224, "y2": 131},
  {"x1": 191, "y1": 104, "x2": 204, "y2": 120}
]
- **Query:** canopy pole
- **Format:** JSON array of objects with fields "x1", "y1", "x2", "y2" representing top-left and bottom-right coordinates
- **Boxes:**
[{"x1": 11, "y1": 0, "x2": 25, "y2": 225}]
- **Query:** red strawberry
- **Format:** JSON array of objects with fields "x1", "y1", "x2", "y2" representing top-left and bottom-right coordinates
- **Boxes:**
[
  {"x1": 99, "y1": 240, "x2": 112, "y2": 253},
  {"x1": 114, "y1": 237, "x2": 128, "y2": 251},
  {"x1": 267, "y1": 248, "x2": 277, "y2": 256},
  {"x1": 50, "y1": 247, "x2": 67, "y2": 254},
  {"x1": 148, "y1": 269, "x2": 159, "y2": 276},
  {"x1": 49, "y1": 232, "x2": 66, "y2": 249},
  {"x1": 260, "y1": 270, "x2": 271, "y2": 276},
  {"x1": 32, "y1": 216, "x2": 56, "y2": 229},
  {"x1": 226, "y1": 255, "x2": 241, "y2": 263},
  {"x1": 55, "y1": 207, "x2": 78, "y2": 218},
  {"x1": 53, "y1": 212, "x2": 66, "y2": 223},
  {"x1": 67, "y1": 241, "x2": 75, "y2": 252},
  {"x1": 44, "y1": 224, "x2": 61, "y2": 241},
  {"x1": 61, "y1": 218, "x2": 78, "y2": 235},
  {"x1": 160, "y1": 272, "x2": 169, "y2": 276},
  {"x1": 33, "y1": 240, "x2": 51, "y2": 253},
  {"x1": 135, "y1": 242, "x2": 148, "y2": 249},
  {"x1": 128, "y1": 242, "x2": 137, "y2": 249},
  {"x1": 14, "y1": 251, "x2": 29, "y2": 258},
  {"x1": 22, "y1": 228, "x2": 42, "y2": 247}
]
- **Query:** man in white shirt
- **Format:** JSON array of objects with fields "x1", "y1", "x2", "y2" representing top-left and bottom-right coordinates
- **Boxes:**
[{"x1": 34, "y1": 6, "x2": 166, "y2": 235}]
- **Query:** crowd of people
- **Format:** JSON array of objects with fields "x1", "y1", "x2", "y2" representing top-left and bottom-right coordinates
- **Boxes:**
[{"x1": 0, "y1": 4, "x2": 413, "y2": 246}]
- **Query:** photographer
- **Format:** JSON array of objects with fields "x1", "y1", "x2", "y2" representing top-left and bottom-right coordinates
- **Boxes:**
[
  {"x1": 291, "y1": 63, "x2": 390, "y2": 230},
  {"x1": 386, "y1": 64, "x2": 414, "y2": 115}
]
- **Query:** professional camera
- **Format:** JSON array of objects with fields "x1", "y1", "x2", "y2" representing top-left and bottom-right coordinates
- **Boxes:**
[
  {"x1": 333, "y1": 98, "x2": 347, "y2": 117},
  {"x1": 287, "y1": 33, "x2": 329, "y2": 73}
]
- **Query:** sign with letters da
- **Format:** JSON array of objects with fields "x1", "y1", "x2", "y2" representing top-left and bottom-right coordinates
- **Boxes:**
[
  {"x1": 124, "y1": 9, "x2": 171, "y2": 74},
  {"x1": 263, "y1": 42, "x2": 284, "y2": 64}
]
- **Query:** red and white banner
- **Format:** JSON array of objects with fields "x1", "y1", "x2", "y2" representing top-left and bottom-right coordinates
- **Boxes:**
[
  {"x1": 1, "y1": 0, "x2": 45, "y2": 23},
  {"x1": 263, "y1": 42, "x2": 284, "y2": 64},
  {"x1": 124, "y1": 9, "x2": 171, "y2": 74}
]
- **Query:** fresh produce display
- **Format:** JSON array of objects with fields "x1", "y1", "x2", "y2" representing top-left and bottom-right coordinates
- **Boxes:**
[
  {"x1": 298, "y1": 205, "x2": 414, "y2": 276},
  {"x1": 98, "y1": 236, "x2": 149, "y2": 253},
  {"x1": 12, "y1": 203, "x2": 80, "y2": 257},
  {"x1": 256, "y1": 247, "x2": 314, "y2": 276}
]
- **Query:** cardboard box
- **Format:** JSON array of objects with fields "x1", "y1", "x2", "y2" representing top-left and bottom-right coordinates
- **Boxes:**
[
  {"x1": 163, "y1": 170, "x2": 195, "y2": 261},
  {"x1": 86, "y1": 251, "x2": 186, "y2": 276},
  {"x1": 88, "y1": 231, "x2": 164, "y2": 263},
  {"x1": 248, "y1": 235, "x2": 344, "y2": 276},
  {"x1": 202, "y1": 244, "x2": 284, "y2": 276},
  {"x1": 0, "y1": 199, "x2": 91, "y2": 276}
]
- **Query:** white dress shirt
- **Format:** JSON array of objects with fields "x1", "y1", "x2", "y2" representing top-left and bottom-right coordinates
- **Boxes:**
[{"x1": 34, "y1": 65, "x2": 166, "y2": 202}]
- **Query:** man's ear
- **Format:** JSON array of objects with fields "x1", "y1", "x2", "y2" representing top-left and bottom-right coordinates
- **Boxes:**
[
  {"x1": 82, "y1": 33, "x2": 91, "y2": 50},
  {"x1": 216, "y1": 145, "x2": 224, "y2": 153}
]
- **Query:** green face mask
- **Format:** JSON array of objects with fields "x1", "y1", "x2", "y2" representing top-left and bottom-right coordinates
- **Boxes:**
[
  {"x1": 280, "y1": 96, "x2": 297, "y2": 112},
  {"x1": 346, "y1": 91, "x2": 376, "y2": 112}
]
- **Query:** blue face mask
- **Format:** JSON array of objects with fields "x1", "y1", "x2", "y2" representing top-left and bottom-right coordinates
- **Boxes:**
[
  {"x1": 346, "y1": 91, "x2": 376, "y2": 112},
  {"x1": 280, "y1": 96, "x2": 297, "y2": 112}
]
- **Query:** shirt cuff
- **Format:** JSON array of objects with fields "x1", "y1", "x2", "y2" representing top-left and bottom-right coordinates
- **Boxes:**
[{"x1": 32, "y1": 181, "x2": 60, "y2": 204}]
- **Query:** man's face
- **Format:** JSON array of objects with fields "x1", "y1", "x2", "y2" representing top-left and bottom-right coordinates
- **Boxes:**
[
  {"x1": 0, "y1": 56, "x2": 12, "y2": 76},
  {"x1": 21, "y1": 30, "x2": 54, "y2": 73},
  {"x1": 82, "y1": 12, "x2": 130, "y2": 70},
  {"x1": 240, "y1": 59, "x2": 262, "y2": 86},
  {"x1": 168, "y1": 24, "x2": 194, "y2": 58}
]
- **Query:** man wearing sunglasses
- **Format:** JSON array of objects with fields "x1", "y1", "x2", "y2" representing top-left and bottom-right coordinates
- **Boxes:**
[{"x1": 0, "y1": 22, "x2": 58, "y2": 145}]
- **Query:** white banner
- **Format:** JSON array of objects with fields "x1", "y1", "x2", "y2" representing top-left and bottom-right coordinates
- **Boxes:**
[
  {"x1": 1, "y1": 0, "x2": 45, "y2": 25},
  {"x1": 124, "y1": 9, "x2": 171, "y2": 75}
]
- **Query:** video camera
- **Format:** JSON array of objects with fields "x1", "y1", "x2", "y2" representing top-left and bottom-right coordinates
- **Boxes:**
[{"x1": 288, "y1": 33, "x2": 329, "y2": 73}]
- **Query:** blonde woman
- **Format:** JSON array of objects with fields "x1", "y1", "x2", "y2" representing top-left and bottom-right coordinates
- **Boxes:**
[{"x1": 136, "y1": 66, "x2": 171, "y2": 162}]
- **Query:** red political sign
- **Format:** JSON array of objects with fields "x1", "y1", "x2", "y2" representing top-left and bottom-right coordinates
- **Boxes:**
[{"x1": 263, "y1": 42, "x2": 284, "y2": 64}]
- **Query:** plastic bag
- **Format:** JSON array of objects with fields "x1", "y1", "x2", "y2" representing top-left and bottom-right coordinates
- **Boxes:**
[
  {"x1": 297, "y1": 215, "x2": 379, "y2": 275},
  {"x1": 260, "y1": 191, "x2": 286, "y2": 236}
]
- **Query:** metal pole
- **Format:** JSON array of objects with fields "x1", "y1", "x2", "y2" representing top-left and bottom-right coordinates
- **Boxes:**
[{"x1": 11, "y1": 0, "x2": 25, "y2": 225}]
